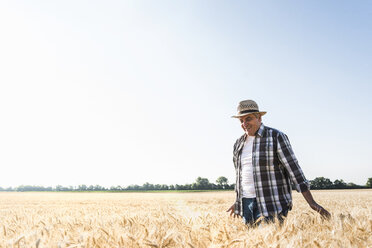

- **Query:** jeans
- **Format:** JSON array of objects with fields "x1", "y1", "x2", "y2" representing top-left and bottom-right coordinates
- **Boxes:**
[{"x1": 242, "y1": 198, "x2": 289, "y2": 226}]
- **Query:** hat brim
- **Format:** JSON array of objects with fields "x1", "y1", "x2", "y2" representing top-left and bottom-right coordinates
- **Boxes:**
[{"x1": 231, "y1": 111, "x2": 267, "y2": 118}]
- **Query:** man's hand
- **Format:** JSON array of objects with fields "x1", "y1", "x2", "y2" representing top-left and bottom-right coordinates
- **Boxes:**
[
  {"x1": 301, "y1": 190, "x2": 331, "y2": 219},
  {"x1": 309, "y1": 202, "x2": 331, "y2": 219},
  {"x1": 227, "y1": 203, "x2": 240, "y2": 218}
]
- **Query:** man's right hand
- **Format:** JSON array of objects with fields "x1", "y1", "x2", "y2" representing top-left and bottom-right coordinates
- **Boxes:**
[{"x1": 227, "y1": 203, "x2": 240, "y2": 218}]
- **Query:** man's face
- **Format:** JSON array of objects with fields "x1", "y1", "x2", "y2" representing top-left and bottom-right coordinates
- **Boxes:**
[{"x1": 239, "y1": 114, "x2": 261, "y2": 136}]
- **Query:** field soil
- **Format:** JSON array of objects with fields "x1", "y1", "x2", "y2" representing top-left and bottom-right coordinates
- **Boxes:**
[{"x1": 0, "y1": 190, "x2": 371, "y2": 247}]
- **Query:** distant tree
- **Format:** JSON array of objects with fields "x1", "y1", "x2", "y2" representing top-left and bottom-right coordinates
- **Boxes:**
[
  {"x1": 145, "y1": 183, "x2": 154, "y2": 190},
  {"x1": 184, "y1": 184, "x2": 192, "y2": 190},
  {"x1": 191, "y1": 183, "x2": 197, "y2": 190},
  {"x1": 195, "y1": 177, "x2": 210, "y2": 190},
  {"x1": 56, "y1": 185, "x2": 63, "y2": 191},
  {"x1": 110, "y1": 186, "x2": 117, "y2": 191},
  {"x1": 366, "y1": 178, "x2": 372, "y2": 188},
  {"x1": 216, "y1": 176, "x2": 229, "y2": 189},
  {"x1": 124, "y1": 185, "x2": 132, "y2": 190},
  {"x1": 160, "y1": 184, "x2": 168, "y2": 190},
  {"x1": 228, "y1": 183, "x2": 235, "y2": 190},
  {"x1": 333, "y1": 179, "x2": 347, "y2": 189},
  {"x1": 16, "y1": 185, "x2": 48, "y2": 191},
  {"x1": 78, "y1": 184, "x2": 87, "y2": 191},
  {"x1": 310, "y1": 177, "x2": 333, "y2": 189},
  {"x1": 347, "y1": 182, "x2": 358, "y2": 188},
  {"x1": 126, "y1": 184, "x2": 140, "y2": 190},
  {"x1": 94, "y1": 185, "x2": 105, "y2": 191},
  {"x1": 210, "y1": 183, "x2": 218, "y2": 190},
  {"x1": 110, "y1": 185, "x2": 122, "y2": 191},
  {"x1": 56, "y1": 185, "x2": 70, "y2": 191}
]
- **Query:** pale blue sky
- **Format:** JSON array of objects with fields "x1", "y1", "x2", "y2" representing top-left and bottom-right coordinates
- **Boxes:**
[{"x1": 0, "y1": 1, "x2": 371, "y2": 187}]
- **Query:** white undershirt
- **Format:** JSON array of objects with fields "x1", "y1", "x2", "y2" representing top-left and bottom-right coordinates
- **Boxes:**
[{"x1": 241, "y1": 135, "x2": 256, "y2": 198}]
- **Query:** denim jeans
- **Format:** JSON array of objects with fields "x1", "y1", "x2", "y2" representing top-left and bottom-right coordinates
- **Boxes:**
[{"x1": 242, "y1": 198, "x2": 289, "y2": 226}]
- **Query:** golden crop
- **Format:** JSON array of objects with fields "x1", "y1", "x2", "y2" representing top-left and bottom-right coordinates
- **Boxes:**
[{"x1": 0, "y1": 190, "x2": 371, "y2": 247}]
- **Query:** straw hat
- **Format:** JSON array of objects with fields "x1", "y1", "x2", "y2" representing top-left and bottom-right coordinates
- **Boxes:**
[{"x1": 231, "y1": 100, "x2": 267, "y2": 118}]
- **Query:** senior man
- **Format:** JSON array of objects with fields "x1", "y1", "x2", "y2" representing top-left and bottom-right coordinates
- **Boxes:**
[{"x1": 227, "y1": 100, "x2": 330, "y2": 225}]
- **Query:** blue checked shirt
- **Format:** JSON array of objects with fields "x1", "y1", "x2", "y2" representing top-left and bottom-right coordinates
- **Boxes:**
[{"x1": 233, "y1": 123, "x2": 310, "y2": 217}]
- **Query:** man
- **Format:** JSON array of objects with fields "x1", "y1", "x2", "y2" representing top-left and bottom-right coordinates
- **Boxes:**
[{"x1": 227, "y1": 100, "x2": 330, "y2": 225}]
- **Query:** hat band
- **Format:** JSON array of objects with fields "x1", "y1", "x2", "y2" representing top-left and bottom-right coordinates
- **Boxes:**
[{"x1": 239, "y1": 109, "x2": 259, "y2": 114}]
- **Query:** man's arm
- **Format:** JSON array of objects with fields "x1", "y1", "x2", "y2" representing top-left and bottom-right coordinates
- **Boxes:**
[
  {"x1": 228, "y1": 136, "x2": 244, "y2": 219},
  {"x1": 277, "y1": 132, "x2": 310, "y2": 192},
  {"x1": 277, "y1": 132, "x2": 330, "y2": 218}
]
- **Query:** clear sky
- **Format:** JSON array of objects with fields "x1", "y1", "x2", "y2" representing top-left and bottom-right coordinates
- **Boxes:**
[{"x1": 0, "y1": 1, "x2": 371, "y2": 188}]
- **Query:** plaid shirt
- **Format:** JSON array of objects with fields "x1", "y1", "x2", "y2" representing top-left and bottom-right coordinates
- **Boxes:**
[{"x1": 233, "y1": 123, "x2": 310, "y2": 217}]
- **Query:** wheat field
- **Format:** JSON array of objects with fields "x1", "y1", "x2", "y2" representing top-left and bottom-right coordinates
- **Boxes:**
[{"x1": 0, "y1": 190, "x2": 371, "y2": 248}]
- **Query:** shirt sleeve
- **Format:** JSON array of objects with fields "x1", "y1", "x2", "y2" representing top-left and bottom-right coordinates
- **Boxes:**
[{"x1": 277, "y1": 132, "x2": 310, "y2": 193}]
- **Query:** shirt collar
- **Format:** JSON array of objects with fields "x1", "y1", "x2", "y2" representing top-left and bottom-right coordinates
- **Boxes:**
[
  {"x1": 256, "y1": 123, "x2": 265, "y2": 137},
  {"x1": 242, "y1": 123, "x2": 265, "y2": 140}
]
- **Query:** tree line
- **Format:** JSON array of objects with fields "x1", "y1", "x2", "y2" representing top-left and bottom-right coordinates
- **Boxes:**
[
  {"x1": 0, "y1": 177, "x2": 371, "y2": 192},
  {"x1": 309, "y1": 177, "x2": 371, "y2": 190}
]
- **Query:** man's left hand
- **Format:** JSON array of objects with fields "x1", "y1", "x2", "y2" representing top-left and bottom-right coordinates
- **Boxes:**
[
  {"x1": 310, "y1": 202, "x2": 331, "y2": 219},
  {"x1": 301, "y1": 190, "x2": 331, "y2": 219}
]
